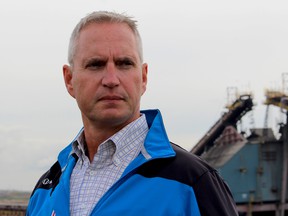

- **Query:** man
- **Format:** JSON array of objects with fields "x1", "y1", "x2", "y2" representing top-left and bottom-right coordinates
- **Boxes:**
[{"x1": 27, "y1": 11, "x2": 238, "y2": 215}]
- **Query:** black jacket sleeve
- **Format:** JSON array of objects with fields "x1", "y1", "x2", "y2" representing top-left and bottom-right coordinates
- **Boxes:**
[
  {"x1": 193, "y1": 168, "x2": 238, "y2": 216},
  {"x1": 171, "y1": 143, "x2": 238, "y2": 216}
]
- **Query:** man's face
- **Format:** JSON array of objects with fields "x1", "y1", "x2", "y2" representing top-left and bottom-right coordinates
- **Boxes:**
[{"x1": 63, "y1": 22, "x2": 148, "y2": 129}]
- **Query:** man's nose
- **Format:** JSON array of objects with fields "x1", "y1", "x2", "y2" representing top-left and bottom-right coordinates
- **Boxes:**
[{"x1": 101, "y1": 63, "x2": 120, "y2": 88}]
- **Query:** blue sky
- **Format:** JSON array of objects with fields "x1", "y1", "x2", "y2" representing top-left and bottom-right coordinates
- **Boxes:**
[{"x1": 1, "y1": 0, "x2": 288, "y2": 191}]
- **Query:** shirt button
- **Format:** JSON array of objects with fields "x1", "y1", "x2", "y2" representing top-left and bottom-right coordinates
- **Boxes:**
[
  {"x1": 89, "y1": 170, "x2": 95, "y2": 176},
  {"x1": 114, "y1": 158, "x2": 121, "y2": 165}
]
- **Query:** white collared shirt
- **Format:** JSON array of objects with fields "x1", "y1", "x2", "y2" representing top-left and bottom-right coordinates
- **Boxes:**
[{"x1": 70, "y1": 115, "x2": 148, "y2": 216}]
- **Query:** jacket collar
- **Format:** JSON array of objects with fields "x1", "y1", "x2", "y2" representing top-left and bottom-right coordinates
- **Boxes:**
[
  {"x1": 140, "y1": 109, "x2": 175, "y2": 160},
  {"x1": 57, "y1": 109, "x2": 175, "y2": 169}
]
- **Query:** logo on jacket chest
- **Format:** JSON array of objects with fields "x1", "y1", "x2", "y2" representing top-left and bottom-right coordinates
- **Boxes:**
[{"x1": 42, "y1": 178, "x2": 53, "y2": 185}]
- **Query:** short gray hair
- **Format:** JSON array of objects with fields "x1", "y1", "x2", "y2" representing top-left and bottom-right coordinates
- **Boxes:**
[{"x1": 68, "y1": 11, "x2": 143, "y2": 66}]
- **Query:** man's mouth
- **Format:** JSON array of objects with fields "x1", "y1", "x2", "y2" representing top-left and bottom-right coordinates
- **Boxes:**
[{"x1": 99, "y1": 95, "x2": 124, "y2": 101}]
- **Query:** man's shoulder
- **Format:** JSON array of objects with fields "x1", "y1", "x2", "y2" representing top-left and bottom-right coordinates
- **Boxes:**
[
  {"x1": 170, "y1": 142, "x2": 217, "y2": 183},
  {"x1": 137, "y1": 142, "x2": 216, "y2": 187},
  {"x1": 171, "y1": 142, "x2": 215, "y2": 175}
]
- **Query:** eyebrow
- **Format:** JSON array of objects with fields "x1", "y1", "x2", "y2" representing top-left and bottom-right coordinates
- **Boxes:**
[
  {"x1": 115, "y1": 56, "x2": 134, "y2": 61},
  {"x1": 83, "y1": 57, "x2": 107, "y2": 66}
]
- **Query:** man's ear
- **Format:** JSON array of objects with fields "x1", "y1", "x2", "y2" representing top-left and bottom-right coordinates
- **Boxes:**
[
  {"x1": 63, "y1": 65, "x2": 75, "y2": 98},
  {"x1": 141, "y1": 63, "x2": 148, "y2": 95}
]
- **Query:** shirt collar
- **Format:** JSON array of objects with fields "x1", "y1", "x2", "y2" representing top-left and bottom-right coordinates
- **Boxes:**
[
  {"x1": 110, "y1": 114, "x2": 148, "y2": 166},
  {"x1": 72, "y1": 114, "x2": 148, "y2": 166},
  {"x1": 72, "y1": 128, "x2": 87, "y2": 164}
]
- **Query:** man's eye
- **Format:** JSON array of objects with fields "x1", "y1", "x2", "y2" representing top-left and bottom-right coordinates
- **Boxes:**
[
  {"x1": 85, "y1": 60, "x2": 106, "y2": 69},
  {"x1": 116, "y1": 59, "x2": 134, "y2": 68}
]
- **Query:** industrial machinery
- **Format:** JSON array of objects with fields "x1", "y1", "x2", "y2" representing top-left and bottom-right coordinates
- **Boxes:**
[
  {"x1": 191, "y1": 74, "x2": 288, "y2": 216},
  {"x1": 191, "y1": 93, "x2": 253, "y2": 156}
]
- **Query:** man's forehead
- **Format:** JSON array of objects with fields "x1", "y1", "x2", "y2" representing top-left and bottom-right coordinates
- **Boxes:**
[
  {"x1": 80, "y1": 22, "x2": 133, "y2": 36},
  {"x1": 72, "y1": 21, "x2": 142, "y2": 64},
  {"x1": 76, "y1": 22, "x2": 136, "y2": 48}
]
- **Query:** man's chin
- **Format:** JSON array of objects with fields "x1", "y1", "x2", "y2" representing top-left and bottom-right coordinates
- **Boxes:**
[{"x1": 97, "y1": 110, "x2": 138, "y2": 127}]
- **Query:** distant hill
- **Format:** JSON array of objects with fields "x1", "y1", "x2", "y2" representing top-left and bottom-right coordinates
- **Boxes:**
[{"x1": 0, "y1": 190, "x2": 30, "y2": 205}]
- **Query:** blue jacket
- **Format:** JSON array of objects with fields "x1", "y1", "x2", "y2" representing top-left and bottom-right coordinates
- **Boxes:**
[{"x1": 27, "y1": 109, "x2": 238, "y2": 215}]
